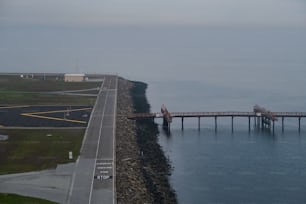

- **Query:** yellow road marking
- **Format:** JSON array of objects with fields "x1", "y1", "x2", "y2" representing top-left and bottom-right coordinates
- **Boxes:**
[
  {"x1": 25, "y1": 107, "x2": 92, "y2": 115},
  {"x1": 0, "y1": 105, "x2": 30, "y2": 109},
  {"x1": 20, "y1": 107, "x2": 92, "y2": 125},
  {"x1": 21, "y1": 113, "x2": 87, "y2": 124}
]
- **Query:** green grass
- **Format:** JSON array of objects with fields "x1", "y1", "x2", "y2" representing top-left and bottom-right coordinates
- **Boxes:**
[
  {"x1": 0, "y1": 91, "x2": 96, "y2": 105},
  {"x1": 0, "y1": 129, "x2": 84, "y2": 175},
  {"x1": 0, "y1": 193, "x2": 57, "y2": 204},
  {"x1": 0, "y1": 75, "x2": 101, "y2": 92},
  {"x1": 0, "y1": 74, "x2": 100, "y2": 105}
]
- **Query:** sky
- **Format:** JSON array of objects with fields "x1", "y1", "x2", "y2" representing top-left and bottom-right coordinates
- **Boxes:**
[
  {"x1": 1, "y1": 0, "x2": 306, "y2": 27},
  {"x1": 0, "y1": 0, "x2": 306, "y2": 81}
]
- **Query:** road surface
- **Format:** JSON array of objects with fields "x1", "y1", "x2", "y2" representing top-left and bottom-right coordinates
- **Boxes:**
[{"x1": 67, "y1": 75, "x2": 117, "y2": 204}]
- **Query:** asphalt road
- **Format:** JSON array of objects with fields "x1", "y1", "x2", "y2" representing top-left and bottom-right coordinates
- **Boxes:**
[
  {"x1": 67, "y1": 75, "x2": 117, "y2": 204},
  {"x1": 0, "y1": 106, "x2": 91, "y2": 127},
  {"x1": 0, "y1": 163, "x2": 76, "y2": 204}
]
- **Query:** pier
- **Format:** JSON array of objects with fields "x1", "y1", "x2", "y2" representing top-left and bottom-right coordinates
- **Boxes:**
[{"x1": 128, "y1": 105, "x2": 306, "y2": 134}]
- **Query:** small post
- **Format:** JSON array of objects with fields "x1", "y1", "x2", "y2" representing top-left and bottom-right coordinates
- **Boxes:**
[
  {"x1": 69, "y1": 151, "x2": 73, "y2": 160},
  {"x1": 198, "y1": 117, "x2": 201, "y2": 131},
  {"x1": 181, "y1": 117, "x2": 184, "y2": 130},
  {"x1": 231, "y1": 116, "x2": 234, "y2": 132},
  {"x1": 215, "y1": 116, "x2": 217, "y2": 132},
  {"x1": 254, "y1": 116, "x2": 256, "y2": 126},
  {"x1": 257, "y1": 116, "x2": 261, "y2": 129},
  {"x1": 248, "y1": 116, "x2": 251, "y2": 132},
  {"x1": 282, "y1": 117, "x2": 284, "y2": 132},
  {"x1": 272, "y1": 121, "x2": 275, "y2": 135},
  {"x1": 298, "y1": 117, "x2": 301, "y2": 132},
  {"x1": 163, "y1": 117, "x2": 170, "y2": 132},
  {"x1": 163, "y1": 117, "x2": 167, "y2": 127},
  {"x1": 262, "y1": 117, "x2": 266, "y2": 129}
]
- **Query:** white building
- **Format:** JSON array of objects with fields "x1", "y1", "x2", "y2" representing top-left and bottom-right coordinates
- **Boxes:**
[{"x1": 64, "y1": 74, "x2": 85, "y2": 82}]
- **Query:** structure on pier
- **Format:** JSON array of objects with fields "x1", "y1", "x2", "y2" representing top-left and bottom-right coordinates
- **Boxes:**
[
  {"x1": 128, "y1": 105, "x2": 306, "y2": 134},
  {"x1": 161, "y1": 104, "x2": 172, "y2": 130},
  {"x1": 253, "y1": 105, "x2": 277, "y2": 132}
]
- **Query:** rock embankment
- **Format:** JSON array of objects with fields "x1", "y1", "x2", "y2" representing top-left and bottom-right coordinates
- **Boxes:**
[{"x1": 116, "y1": 78, "x2": 177, "y2": 204}]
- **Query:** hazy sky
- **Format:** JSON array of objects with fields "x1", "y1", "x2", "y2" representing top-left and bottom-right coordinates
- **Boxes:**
[
  {"x1": 1, "y1": 0, "x2": 306, "y2": 81},
  {"x1": 1, "y1": 0, "x2": 306, "y2": 27}
]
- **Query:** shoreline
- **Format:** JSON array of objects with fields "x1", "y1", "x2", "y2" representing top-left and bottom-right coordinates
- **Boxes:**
[{"x1": 116, "y1": 78, "x2": 177, "y2": 203}]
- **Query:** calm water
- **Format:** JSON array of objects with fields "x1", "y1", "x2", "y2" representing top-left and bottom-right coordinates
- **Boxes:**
[{"x1": 147, "y1": 79, "x2": 306, "y2": 204}]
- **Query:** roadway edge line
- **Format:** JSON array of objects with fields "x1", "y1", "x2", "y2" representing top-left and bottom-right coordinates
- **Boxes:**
[
  {"x1": 66, "y1": 159, "x2": 78, "y2": 204},
  {"x1": 113, "y1": 75, "x2": 118, "y2": 204}
]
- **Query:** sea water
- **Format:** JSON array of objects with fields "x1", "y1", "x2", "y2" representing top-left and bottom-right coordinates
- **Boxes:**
[{"x1": 147, "y1": 78, "x2": 306, "y2": 204}]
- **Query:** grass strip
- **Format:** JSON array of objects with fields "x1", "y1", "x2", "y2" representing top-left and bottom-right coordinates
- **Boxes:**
[
  {"x1": 0, "y1": 129, "x2": 84, "y2": 175},
  {"x1": 0, "y1": 91, "x2": 96, "y2": 105},
  {"x1": 0, "y1": 76, "x2": 101, "y2": 92},
  {"x1": 0, "y1": 193, "x2": 57, "y2": 204}
]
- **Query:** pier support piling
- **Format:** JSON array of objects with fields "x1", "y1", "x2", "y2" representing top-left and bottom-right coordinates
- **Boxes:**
[
  {"x1": 282, "y1": 117, "x2": 284, "y2": 132},
  {"x1": 257, "y1": 116, "x2": 261, "y2": 129},
  {"x1": 215, "y1": 116, "x2": 217, "y2": 132},
  {"x1": 254, "y1": 116, "x2": 256, "y2": 127},
  {"x1": 231, "y1": 116, "x2": 234, "y2": 132},
  {"x1": 248, "y1": 117, "x2": 251, "y2": 132},
  {"x1": 198, "y1": 117, "x2": 201, "y2": 131},
  {"x1": 163, "y1": 117, "x2": 170, "y2": 132},
  {"x1": 181, "y1": 117, "x2": 184, "y2": 130},
  {"x1": 299, "y1": 117, "x2": 301, "y2": 132}
]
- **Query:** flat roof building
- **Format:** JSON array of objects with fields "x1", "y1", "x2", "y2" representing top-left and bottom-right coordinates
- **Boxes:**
[{"x1": 64, "y1": 74, "x2": 85, "y2": 82}]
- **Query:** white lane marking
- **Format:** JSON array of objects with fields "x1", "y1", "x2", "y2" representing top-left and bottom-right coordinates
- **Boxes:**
[
  {"x1": 97, "y1": 166, "x2": 112, "y2": 169},
  {"x1": 66, "y1": 158, "x2": 79, "y2": 204},
  {"x1": 96, "y1": 162, "x2": 112, "y2": 165},
  {"x1": 96, "y1": 175, "x2": 112, "y2": 180}
]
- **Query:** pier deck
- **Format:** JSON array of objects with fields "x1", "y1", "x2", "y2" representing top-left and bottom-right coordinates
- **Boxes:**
[
  {"x1": 128, "y1": 105, "x2": 306, "y2": 133},
  {"x1": 129, "y1": 111, "x2": 306, "y2": 119}
]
